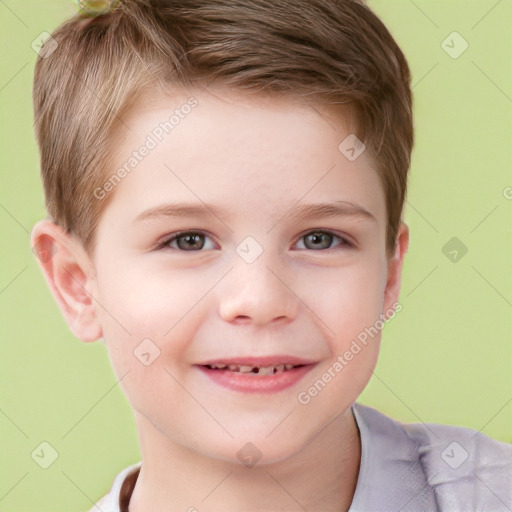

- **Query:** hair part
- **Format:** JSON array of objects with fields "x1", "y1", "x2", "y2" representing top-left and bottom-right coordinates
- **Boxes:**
[{"x1": 33, "y1": 0, "x2": 413, "y2": 257}]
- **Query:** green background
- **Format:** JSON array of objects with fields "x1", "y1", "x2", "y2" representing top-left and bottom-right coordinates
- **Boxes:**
[{"x1": 1, "y1": 0, "x2": 511, "y2": 510}]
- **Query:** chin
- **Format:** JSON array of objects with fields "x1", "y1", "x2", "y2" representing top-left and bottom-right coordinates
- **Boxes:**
[{"x1": 197, "y1": 434, "x2": 308, "y2": 468}]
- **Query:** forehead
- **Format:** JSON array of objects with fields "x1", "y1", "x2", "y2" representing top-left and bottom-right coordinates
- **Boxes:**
[
  {"x1": 105, "y1": 85, "x2": 385, "y2": 227},
  {"x1": 124, "y1": 83, "x2": 361, "y2": 141}
]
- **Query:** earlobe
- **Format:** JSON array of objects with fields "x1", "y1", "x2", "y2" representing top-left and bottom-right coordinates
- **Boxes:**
[
  {"x1": 382, "y1": 222, "x2": 409, "y2": 317},
  {"x1": 31, "y1": 220, "x2": 103, "y2": 342}
]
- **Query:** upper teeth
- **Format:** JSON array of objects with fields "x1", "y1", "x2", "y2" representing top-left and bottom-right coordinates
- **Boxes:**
[{"x1": 208, "y1": 363, "x2": 296, "y2": 374}]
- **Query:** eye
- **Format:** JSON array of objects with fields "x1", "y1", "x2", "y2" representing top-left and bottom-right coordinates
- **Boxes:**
[
  {"x1": 156, "y1": 229, "x2": 353, "y2": 252},
  {"x1": 295, "y1": 230, "x2": 352, "y2": 251},
  {"x1": 159, "y1": 231, "x2": 216, "y2": 251}
]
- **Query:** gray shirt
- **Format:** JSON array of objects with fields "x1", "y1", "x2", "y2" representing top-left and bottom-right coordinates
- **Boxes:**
[
  {"x1": 89, "y1": 402, "x2": 512, "y2": 511},
  {"x1": 349, "y1": 402, "x2": 511, "y2": 511}
]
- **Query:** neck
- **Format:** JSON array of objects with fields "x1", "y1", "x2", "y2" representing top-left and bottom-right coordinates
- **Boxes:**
[{"x1": 129, "y1": 408, "x2": 361, "y2": 512}]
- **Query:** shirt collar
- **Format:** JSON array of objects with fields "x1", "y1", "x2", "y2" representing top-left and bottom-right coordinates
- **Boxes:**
[
  {"x1": 110, "y1": 402, "x2": 440, "y2": 511},
  {"x1": 348, "y1": 402, "x2": 438, "y2": 511}
]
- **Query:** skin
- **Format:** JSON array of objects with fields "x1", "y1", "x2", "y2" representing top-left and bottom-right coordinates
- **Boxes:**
[{"x1": 32, "y1": 85, "x2": 409, "y2": 511}]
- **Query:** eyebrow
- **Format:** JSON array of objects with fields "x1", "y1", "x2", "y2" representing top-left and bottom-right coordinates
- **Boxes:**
[{"x1": 134, "y1": 200, "x2": 377, "y2": 225}]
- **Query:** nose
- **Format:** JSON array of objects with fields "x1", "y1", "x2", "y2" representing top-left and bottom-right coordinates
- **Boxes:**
[{"x1": 218, "y1": 253, "x2": 299, "y2": 326}]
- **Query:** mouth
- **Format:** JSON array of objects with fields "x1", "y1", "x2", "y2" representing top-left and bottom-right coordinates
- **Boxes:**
[
  {"x1": 196, "y1": 356, "x2": 317, "y2": 393},
  {"x1": 202, "y1": 363, "x2": 305, "y2": 375}
]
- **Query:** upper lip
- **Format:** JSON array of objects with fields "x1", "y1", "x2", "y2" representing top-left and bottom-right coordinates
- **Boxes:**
[{"x1": 197, "y1": 356, "x2": 317, "y2": 367}]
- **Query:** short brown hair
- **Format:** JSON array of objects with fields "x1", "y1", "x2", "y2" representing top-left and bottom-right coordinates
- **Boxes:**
[{"x1": 33, "y1": 0, "x2": 413, "y2": 256}]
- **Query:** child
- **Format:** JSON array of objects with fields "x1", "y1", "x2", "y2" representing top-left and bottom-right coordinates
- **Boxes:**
[{"x1": 31, "y1": 0, "x2": 511, "y2": 510}]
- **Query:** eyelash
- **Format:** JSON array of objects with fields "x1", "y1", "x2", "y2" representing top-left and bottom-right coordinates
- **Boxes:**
[{"x1": 156, "y1": 229, "x2": 354, "y2": 252}]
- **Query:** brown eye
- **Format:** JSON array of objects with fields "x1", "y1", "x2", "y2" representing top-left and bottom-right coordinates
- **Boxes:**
[
  {"x1": 296, "y1": 231, "x2": 351, "y2": 250},
  {"x1": 163, "y1": 231, "x2": 215, "y2": 251}
]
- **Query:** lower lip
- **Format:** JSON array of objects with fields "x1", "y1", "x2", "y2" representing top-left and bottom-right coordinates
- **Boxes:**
[{"x1": 196, "y1": 364, "x2": 316, "y2": 394}]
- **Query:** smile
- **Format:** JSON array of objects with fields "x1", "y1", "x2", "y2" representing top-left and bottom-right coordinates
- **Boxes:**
[
  {"x1": 197, "y1": 362, "x2": 316, "y2": 393},
  {"x1": 204, "y1": 363, "x2": 301, "y2": 375}
]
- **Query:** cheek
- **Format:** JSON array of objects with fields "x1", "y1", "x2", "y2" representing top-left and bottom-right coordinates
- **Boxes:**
[
  {"x1": 304, "y1": 256, "x2": 386, "y2": 344},
  {"x1": 93, "y1": 264, "x2": 212, "y2": 391},
  {"x1": 96, "y1": 294, "x2": 198, "y2": 430},
  {"x1": 94, "y1": 258, "x2": 218, "y2": 338},
  {"x1": 294, "y1": 258, "x2": 385, "y2": 400},
  {"x1": 296, "y1": 280, "x2": 383, "y2": 416}
]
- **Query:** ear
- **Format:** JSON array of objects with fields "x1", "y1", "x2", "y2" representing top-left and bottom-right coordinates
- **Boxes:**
[
  {"x1": 382, "y1": 221, "x2": 409, "y2": 318},
  {"x1": 31, "y1": 220, "x2": 102, "y2": 342}
]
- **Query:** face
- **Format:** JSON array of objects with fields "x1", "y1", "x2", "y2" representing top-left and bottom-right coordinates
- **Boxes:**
[{"x1": 85, "y1": 86, "x2": 403, "y2": 463}]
